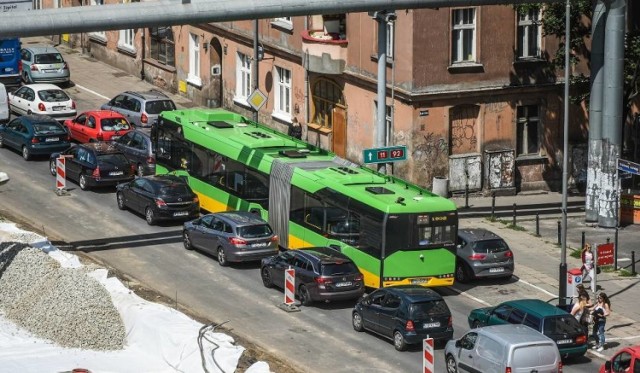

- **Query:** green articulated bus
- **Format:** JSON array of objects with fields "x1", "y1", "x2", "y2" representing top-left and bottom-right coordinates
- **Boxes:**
[{"x1": 153, "y1": 108, "x2": 458, "y2": 288}]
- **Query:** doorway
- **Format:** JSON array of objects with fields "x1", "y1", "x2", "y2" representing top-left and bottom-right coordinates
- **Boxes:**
[{"x1": 208, "y1": 38, "x2": 223, "y2": 108}]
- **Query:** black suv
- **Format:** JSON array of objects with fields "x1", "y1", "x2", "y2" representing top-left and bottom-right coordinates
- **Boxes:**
[
  {"x1": 352, "y1": 285, "x2": 454, "y2": 351},
  {"x1": 116, "y1": 175, "x2": 200, "y2": 225},
  {"x1": 49, "y1": 142, "x2": 135, "y2": 190},
  {"x1": 100, "y1": 90, "x2": 176, "y2": 128},
  {"x1": 260, "y1": 247, "x2": 365, "y2": 306}
]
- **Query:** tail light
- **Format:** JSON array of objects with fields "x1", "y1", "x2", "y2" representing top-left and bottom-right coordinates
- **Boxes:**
[
  {"x1": 505, "y1": 250, "x2": 513, "y2": 258},
  {"x1": 92, "y1": 167, "x2": 100, "y2": 178},
  {"x1": 18, "y1": 60, "x2": 22, "y2": 73},
  {"x1": 71, "y1": 101, "x2": 76, "y2": 109},
  {"x1": 448, "y1": 316, "x2": 453, "y2": 327},
  {"x1": 130, "y1": 163, "x2": 136, "y2": 174},
  {"x1": 270, "y1": 235, "x2": 279, "y2": 243},
  {"x1": 405, "y1": 320, "x2": 415, "y2": 332},
  {"x1": 31, "y1": 64, "x2": 38, "y2": 72},
  {"x1": 314, "y1": 276, "x2": 333, "y2": 285},
  {"x1": 146, "y1": 156, "x2": 155, "y2": 164},
  {"x1": 31, "y1": 137, "x2": 40, "y2": 143},
  {"x1": 229, "y1": 237, "x2": 248, "y2": 246},
  {"x1": 141, "y1": 113, "x2": 148, "y2": 124},
  {"x1": 575, "y1": 335, "x2": 587, "y2": 344},
  {"x1": 154, "y1": 198, "x2": 167, "y2": 207},
  {"x1": 468, "y1": 253, "x2": 487, "y2": 260},
  {"x1": 505, "y1": 368, "x2": 511, "y2": 373},
  {"x1": 354, "y1": 274, "x2": 364, "y2": 281},
  {"x1": 63, "y1": 62, "x2": 69, "y2": 70},
  {"x1": 558, "y1": 361, "x2": 563, "y2": 373},
  {"x1": 38, "y1": 103, "x2": 45, "y2": 111},
  {"x1": 192, "y1": 196, "x2": 199, "y2": 203}
]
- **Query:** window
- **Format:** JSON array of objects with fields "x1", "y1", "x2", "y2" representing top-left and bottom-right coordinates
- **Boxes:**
[
  {"x1": 235, "y1": 52, "x2": 252, "y2": 103},
  {"x1": 375, "y1": 102, "x2": 393, "y2": 145},
  {"x1": 188, "y1": 33, "x2": 201, "y2": 86},
  {"x1": 32, "y1": 0, "x2": 42, "y2": 9},
  {"x1": 311, "y1": 78, "x2": 344, "y2": 128},
  {"x1": 516, "y1": 105, "x2": 540, "y2": 156},
  {"x1": 149, "y1": 27, "x2": 175, "y2": 67},
  {"x1": 89, "y1": 0, "x2": 106, "y2": 40},
  {"x1": 118, "y1": 0, "x2": 138, "y2": 52},
  {"x1": 274, "y1": 66, "x2": 292, "y2": 120},
  {"x1": 517, "y1": 8, "x2": 541, "y2": 59},
  {"x1": 451, "y1": 8, "x2": 476, "y2": 63}
]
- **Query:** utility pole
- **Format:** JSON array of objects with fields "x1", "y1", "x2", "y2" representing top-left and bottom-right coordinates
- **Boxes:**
[
  {"x1": 559, "y1": 0, "x2": 570, "y2": 306},
  {"x1": 253, "y1": 19, "x2": 259, "y2": 122}
]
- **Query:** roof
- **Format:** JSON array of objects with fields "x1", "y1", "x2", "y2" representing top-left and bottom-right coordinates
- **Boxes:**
[
  {"x1": 22, "y1": 45, "x2": 62, "y2": 54},
  {"x1": 123, "y1": 90, "x2": 170, "y2": 100},
  {"x1": 19, "y1": 114, "x2": 60, "y2": 123},
  {"x1": 80, "y1": 142, "x2": 123, "y2": 155},
  {"x1": 458, "y1": 228, "x2": 503, "y2": 242},
  {"x1": 214, "y1": 211, "x2": 267, "y2": 226},
  {"x1": 80, "y1": 110, "x2": 127, "y2": 119},
  {"x1": 22, "y1": 83, "x2": 63, "y2": 91},
  {"x1": 297, "y1": 247, "x2": 351, "y2": 263},
  {"x1": 144, "y1": 175, "x2": 187, "y2": 186},
  {"x1": 477, "y1": 324, "x2": 556, "y2": 345},
  {"x1": 502, "y1": 299, "x2": 568, "y2": 317},
  {"x1": 384, "y1": 285, "x2": 442, "y2": 302}
]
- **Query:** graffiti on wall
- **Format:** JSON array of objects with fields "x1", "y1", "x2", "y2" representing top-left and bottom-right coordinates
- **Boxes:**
[
  {"x1": 412, "y1": 132, "x2": 450, "y2": 187},
  {"x1": 450, "y1": 105, "x2": 480, "y2": 154}
]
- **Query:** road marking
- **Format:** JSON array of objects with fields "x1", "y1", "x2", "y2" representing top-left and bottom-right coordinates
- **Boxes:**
[
  {"x1": 516, "y1": 278, "x2": 556, "y2": 297},
  {"x1": 606, "y1": 335, "x2": 640, "y2": 341},
  {"x1": 449, "y1": 287, "x2": 491, "y2": 307},
  {"x1": 75, "y1": 83, "x2": 110, "y2": 100}
]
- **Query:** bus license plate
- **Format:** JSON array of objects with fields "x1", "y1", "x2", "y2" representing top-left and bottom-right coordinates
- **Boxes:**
[
  {"x1": 335, "y1": 281, "x2": 352, "y2": 287},
  {"x1": 489, "y1": 267, "x2": 504, "y2": 273},
  {"x1": 411, "y1": 278, "x2": 427, "y2": 284},
  {"x1": 424, "y1": 322, "x2": 440, "y2": 328},
  {"x1": 557, "y1": 339, "x2": 572, "y2": 345}
]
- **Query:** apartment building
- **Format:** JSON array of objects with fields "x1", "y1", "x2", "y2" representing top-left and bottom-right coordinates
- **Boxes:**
[{"x1": 55, "y1": 2, "x2": 600, "y2": 194}]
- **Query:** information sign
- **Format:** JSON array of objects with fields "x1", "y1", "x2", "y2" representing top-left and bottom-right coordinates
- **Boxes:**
[{"x1": 363, "y1": 145, "x2": 407, "y2": 164}]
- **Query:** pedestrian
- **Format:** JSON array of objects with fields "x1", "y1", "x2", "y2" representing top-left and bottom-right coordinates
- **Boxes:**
[
  {"x1": 581, "y1": 243, "x2": 595, "y2": 292},
  {"x1": 589, "y1": 292, "x2": 611, "y2": 352},
  {"x1": 288, "y1": 117, "x2": 302, "y2": 140},
  {"x1": 571, "y1": 293, "x2": 592, "y2": 337},
  {"x1": 576, "y1": 283, "x2": 590, "y2": 302}
]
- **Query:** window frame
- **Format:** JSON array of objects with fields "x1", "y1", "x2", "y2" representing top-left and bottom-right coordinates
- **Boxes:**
[
  {"x1": 149, "y1": 27, "x2": 175, "y2": 67},
  {"x1": 273, "y1": 66, "x2": 292, "y2": 122},
  {"x1": 451, "y1": 7, "x2": 477, "y2": 64},
  {"x1": 517, "y1": 8, "x2": 542, "y2": 59},
  {"x1": 235, "y1": 52, "x2": 253, "y2": 105},
  {"x1": 516, "y1": 104, "x2": 541, "y2": 157},
  {"x1": 89, "y1": 0, "x2": 106, "y2": 40},
  {"x1": 187, "y1": 33, "x2": 202, "y2": 86},
  {"x1": 311, "y1": 77, "x2": 344, "y2": 129}
]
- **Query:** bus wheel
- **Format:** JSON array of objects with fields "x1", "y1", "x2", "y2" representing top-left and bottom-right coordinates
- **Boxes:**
[{"x1": 217, "y1": 247, "x2": 228, "y2": 266}]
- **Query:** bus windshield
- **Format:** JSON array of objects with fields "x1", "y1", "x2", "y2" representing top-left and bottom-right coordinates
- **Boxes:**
[{"x1": 385, "y1": 213, "x2": 457, "y2": 256}]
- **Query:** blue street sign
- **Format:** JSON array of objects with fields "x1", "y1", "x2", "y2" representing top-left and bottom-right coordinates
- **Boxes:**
[
  {"x1": 363, "y1": 145, "x2": 407, "y2": 164},
  {"x1": 618, "y1": 158, "x2": 640, "y2": 176}
]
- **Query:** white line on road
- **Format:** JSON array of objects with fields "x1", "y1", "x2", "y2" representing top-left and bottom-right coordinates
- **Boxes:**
[
  {"x1": 517, "y1": 278, "x2": 556, "y2": 297},
  {"x1": 74, "y1": 83, "x2": 110, "y2": 100},
  {"x1": 449, "y1": 287, "x2": 491, "y2": 307}
]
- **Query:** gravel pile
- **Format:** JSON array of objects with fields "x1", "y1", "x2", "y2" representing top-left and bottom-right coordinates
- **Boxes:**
[{"x1": 0, "y1": 242, "x2": 126, "y2": 350}]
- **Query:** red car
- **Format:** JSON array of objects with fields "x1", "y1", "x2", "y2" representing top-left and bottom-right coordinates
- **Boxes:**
[
  {"x1": 600, "y1": 345, "x2": 640, "y2": 373},
  {"x1": 64, "y1": 110, "x2": 132, "y2": 143}
]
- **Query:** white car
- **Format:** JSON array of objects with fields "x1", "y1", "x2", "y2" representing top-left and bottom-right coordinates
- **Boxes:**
[{"x1": 8, "y1": 83, "x2": 76, "y2": 121}]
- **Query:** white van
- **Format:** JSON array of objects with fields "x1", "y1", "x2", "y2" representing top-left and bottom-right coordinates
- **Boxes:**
[
  {"x1": 0, "y1": 82, "x2": 9, "y2": 124},
  {"x1": 444, "y1": 324, "x2": 562, "y2": 373}
]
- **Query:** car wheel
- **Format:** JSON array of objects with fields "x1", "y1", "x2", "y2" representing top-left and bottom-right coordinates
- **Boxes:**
[
  {"x1": 217, "y1": 246, "x2": 228, "y2": 266},
  {"x1": 455, "y1": 262, "x2": 470, "y2": 283},
  {"x1": 393, "y1": 331, "x2": 407, "y2": 351},
  {"x1": 0, "y1": 134, "x2": 4, "y2": 147},
  {"x1": 21, "y1": 146, "x2": 31, "y2": 160},
  {"x1": 261, "y1": 267, "x2": 273, "y2": 288},
  {"x1": 49, "y1": 159, "x2": 57, "y2": 176},
  {"x1": 298, "y1": 284, "x2": 313, "y2": 306},
  {"x1": 182, "y1": 231, "x2": 193, "y2": 250},
  {"x1": 352, "y1": 311, "x2": 365, "y2": 332},
  {"x1": 79, "y1": 173, "x2": 89, "y2": 190},
  {"x1": 136, "y1": 163, "x2": 145, "y2": 177},
  {"x1": 116, "y1": 192, "x2": 126, "y2": 210},
  {"x1": 445, "y1": 354, "x2": 458, "y2": 373},
  {"x1": 145, "y1": 207, "x2": 156, "y2": 225}
]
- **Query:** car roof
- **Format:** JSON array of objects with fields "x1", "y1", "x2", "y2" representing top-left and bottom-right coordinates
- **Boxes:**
[
  {"x1": 22, "y1": 46, "x2": 62, "y2": 54},
  {"x1": 19, "y1": 114, "x2": 61, "y2": 124},
  {"x1": 297, "y1": 247, "x2": 352, "y2": 264},
  {"x1": 122, "y1": 90, "x2": 171, "y2": 101},
  {"x1": 502, "y1": 299, "x2": 568, "y2": 317},
  {"x1": 82, "y1": 110, "x2": 127, "y2": 120},
  {"x1": 476, "y1": 324, "x2": 556, "y2": 345},
  {"x1": 22, "y1": 83, "x2": 63, "y2": 91},
  {"x1": 143, "y1": 175, "x2": 188, "y2": 186},
  {"x1": 383, "y1": 285, "x2": 443, "y2": 302},
  {"x1": 79, "y1": 142, "x2": 124, "y2": 155},
  {"x1": 213, "y1": 211, "x2": 268, "y2": 226},
  {"x1": 458, "y1": 228, "x2": 503, "y2": 242}
]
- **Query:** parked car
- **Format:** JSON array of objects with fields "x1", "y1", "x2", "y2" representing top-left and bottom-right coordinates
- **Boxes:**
[
  {"x1": 444, "y1": 324, "x2": 563, "y2": 373},
  {"x1": 49, "y1": 142, "x2": 135, "y2": 190},
  {"x1": 100, "y1": 90, "x2": 176, "y2": 128},
  {"x1": 455, "y1": 228, "x2": 514, "y2": 283},
  {"x1": 183, "y1": 211, "x2": 278, "y2": 266},
  {"x1": 600, "y1": 345, "x2": 640, "y2": 373},
  {"x1": 467, "y1": 299, "x2": 588, "y2": 359},
  {"x1": 352, "y1": 285, "x2": 453, "y2": 351},
  {"x1": 8, "y1": 83, "x2": 76, "y2": 121},
  {"x1": 261, "y1": 247, "x2": 365, "y2": 306},
  {"x1": 64, "y1": 110, "x2": 132, "y2": 143},
  {"x1": 112, "y1": 129, "x2": 155, "y2": 176},
  {"x1": 20, "y1": 45, "x2": 70, "y2": 85},
  {"x1": 0, "y1": 82, "x2": 8, "y2": 124},
  {"x1": 116, "y1": 175, "x2": 199, "y2": 225},
  {"x1": 0, "y1": 114, "x2": 70, "y2": 160}
]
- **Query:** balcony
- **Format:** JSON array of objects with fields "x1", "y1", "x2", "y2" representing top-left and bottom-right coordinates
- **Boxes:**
[{"x1": 301, "y1": 29, "x2": 348, "y2": 75}]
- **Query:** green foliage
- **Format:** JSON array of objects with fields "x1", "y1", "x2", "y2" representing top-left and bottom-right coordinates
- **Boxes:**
[
  {"x1": 619, "y1": 268, "x2": 635, "y2": 277},
  {"x1": 569, "y1": 249, "x2": 582, "y2": 259}
]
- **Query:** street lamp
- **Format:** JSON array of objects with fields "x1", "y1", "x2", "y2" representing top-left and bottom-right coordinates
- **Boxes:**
[{"x1": 559, "y1": 0, "x2": 571, "y2": 306}]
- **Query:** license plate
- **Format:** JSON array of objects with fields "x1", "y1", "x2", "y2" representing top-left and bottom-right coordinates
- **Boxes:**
[
  {"x1": 44, "y1": 69, "x2": 57, "y2": 73},
  {"x1": 489, "y1": 267, "x2": 505, "y2": 273},
  {"x1": 556, "y1": 339, "x2": 572, "y2": 345},
  {"x1": 173, "y1": 211, "x2": 189, "y2": 217},
  {"x1": 111, "y1": 136, "x2": 120, "y2": 140},
  {"x1": 45, "y1": 137, "x2": 59, "y2": 142},
  {"x1": 109, "y1": 171, "x2": 124, "y2": 176},
  {"x1": 335, "y1": 281, "x2": 352, "y2": 287},
  {"x1": 411, "y1": 278, "x2": 427, "y2": 284},
  {"x1": 424, "y1": 322, "x2": 441, "y2": 328},
  {"x1": 52, "y1": 106, "x2": 65, "y2": 111},
  {"x1": 252, "y1": 242, "x2": 267, "y2": 248}
]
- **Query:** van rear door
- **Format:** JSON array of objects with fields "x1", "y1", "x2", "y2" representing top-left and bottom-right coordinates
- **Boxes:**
[
  {"x1": 0, "y1": 38, "x2": 22, "y2": 87},
  {"x1": 511, "y1": 342, "x2": 561, "y2": 373}
]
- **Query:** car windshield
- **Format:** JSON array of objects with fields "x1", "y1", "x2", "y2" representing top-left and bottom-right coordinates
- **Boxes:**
[
  {"x1": 321, "y1": 262, "x2": 358, "y2": 276},
  {"x1": 38, "y1": 89, "x2": 69, "y2": 103},
  {"x1": 472, "y1": 239, "x2": 509, "y2": 253},
  {"x1": 33, "y1": 122, "x2": 64, "y2": 134},
  {"x1": 34, "y1": 53, "x2": 64, "y2": 64},
  {"x1": 101, "y1": 118, "x2": 131, "y2": 131},
  {"x1": 543, "y1": 315, "x2": 584, "y2": 335},
  {"x1": 145, "y1": 100, "x2": 176, "y2": 114},
  {"x1": 409, "y1": 300, "x2": 450, "y2": 318},
  {"x1": 159, "y1": 184, "x2": 191, "y2": 196},
  {"x1": 238, "y1": 224, "x2": 272, "y2": 238}
]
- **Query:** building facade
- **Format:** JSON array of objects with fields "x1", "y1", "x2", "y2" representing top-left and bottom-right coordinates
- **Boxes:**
[{"x1": 54, "y1": 2, "x2": 599, "y2": 194}]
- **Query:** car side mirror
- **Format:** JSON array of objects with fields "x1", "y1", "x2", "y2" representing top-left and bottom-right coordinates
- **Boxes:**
[
  {"x1": 456, "y1": 244, "x2": 462, "y2": 249},
  {"x1": 604, "y1": 361, "x2": 611, "y2": 372},
  {"x1": 455, "y1": 340, "x2": 461, "y2": 348}
]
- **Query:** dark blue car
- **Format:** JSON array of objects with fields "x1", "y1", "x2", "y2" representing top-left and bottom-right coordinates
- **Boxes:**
[{"x1": 0, "y1": 114, "x2": 70, "y2": 160}]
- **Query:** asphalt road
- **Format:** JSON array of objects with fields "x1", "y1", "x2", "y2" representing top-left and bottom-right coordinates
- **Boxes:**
[{"x1": 0, "y1": 74, "x2": 605, "y2": 372}]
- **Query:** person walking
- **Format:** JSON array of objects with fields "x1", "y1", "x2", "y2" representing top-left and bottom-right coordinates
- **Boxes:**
[
  {"x1": 589, "y1": 292, "x2": 612, "y2": 352},
  {"x1": 576, "y1": 283, "x2": 590, "y2": 302},
  {"x1": 581, "y1": 243, "x2": 596, "y2": 293},
  {"x1": 571, "y1": 293, "x2": 592, "y2": 337}
]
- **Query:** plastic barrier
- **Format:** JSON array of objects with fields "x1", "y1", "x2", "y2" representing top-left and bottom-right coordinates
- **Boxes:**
[{"x1": 423, "y1": 338, "x2": 434, "y2": 373}]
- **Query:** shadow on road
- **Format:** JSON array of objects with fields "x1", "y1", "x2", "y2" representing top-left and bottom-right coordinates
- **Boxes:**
[{"x1": 55, "y1": 229, "x2": 182, "y2": 252}]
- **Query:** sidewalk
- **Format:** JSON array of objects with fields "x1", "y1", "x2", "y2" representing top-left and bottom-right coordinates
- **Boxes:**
[{"x1": 456, "y1": 192, "x2": 640, "y2": 361}]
